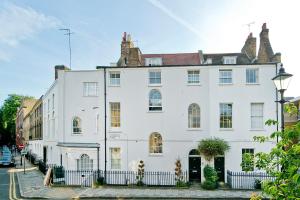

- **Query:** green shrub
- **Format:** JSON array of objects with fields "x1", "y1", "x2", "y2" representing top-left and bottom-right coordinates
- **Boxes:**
[
  {"x1": 201, "y1": 180, "x2": 217, "y2": 190},
  {"x1": 202, "y1": 165, "x2": 218, "y2": 190},
  {"x1": 203, "y1": 165, "x2": 218, "y2": 182},
  {"x1": 176, "y1": 180, "x2": 188, "y2": 188}
]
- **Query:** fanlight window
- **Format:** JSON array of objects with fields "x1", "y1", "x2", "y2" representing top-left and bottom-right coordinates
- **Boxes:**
[
  {"x1": 77, "y1": 154, "x2": 93, "y2": 170},
  {"x1": 149, "y1": 89, "x2": 162, "y2": 111},
  {"x1": 149, "y1": 133, "x2": 163, "y2": 154},
  {"x1": 73, "y1": 117, "x2": 82, "y2": 134},
  {"x1": 188, "y1": 103, "x2": 200, "y2": 128}
]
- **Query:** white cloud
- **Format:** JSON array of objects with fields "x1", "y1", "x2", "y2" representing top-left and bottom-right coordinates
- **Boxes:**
[
  {"x1": 148, "y1": 0, "x2": 204, "y2": 41},
  {"x1": 0, "y1": 3, "x2": 61, "y2": 47}
]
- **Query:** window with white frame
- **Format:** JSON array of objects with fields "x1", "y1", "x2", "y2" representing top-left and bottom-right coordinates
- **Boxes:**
[
  {"x1": 149, "y1": 133, "x2": 162, "y2": 154},
  {"x1": 47, "y1": 99, "x2": 50, "y2": 112},
  {"x1": 149, "y1": 70, "x2": 161, "y2": 85},
  {"x1": 187, "y1": 70, "x2": 200, "y2": 84},
  {"x1": 110, "y1": 148, "x2": 121, "y2": 169},
  {"x1": 246, "y1": 69, "x2": 259, "y2": 84},
  {"x1": 220, "y1": 103, "x2": 232, "y2": 128},
  {"x1": 83, "y1": 82, "x2": 98, "y2": 96},
  {"x1": 109, "y1": 72, "x2": 120, "y2": 86},
  {"x1": 251, "y1": 103, "x2": 264, "y2": 129},
  {"x1": 242, "y1": 148, "x2": 254, "y2": 171},
  {"x1": 145, "y1": 57, "x2": 162, "y2": 66},
  {"x1": 223, "y1": 56, "x2": 236, "y2": 64},
  {"x1": 72, "y1": 117, "x2": 82, "y2": 134},
  {"x1": 110, "y1": 103, "x2": 120, "y2": 127},
  {"x1": 219, "y1": 69, "x2": 232, "y2": 84},
  {"x1": 77, "y1": 154, "x2": 93, "y2": 170},
  {"x1": 188, "y1": 103, "x2": 200, "y2": 128},
  {"x1": 149, "y1": 89, "x2": 162, "y2": 111}
]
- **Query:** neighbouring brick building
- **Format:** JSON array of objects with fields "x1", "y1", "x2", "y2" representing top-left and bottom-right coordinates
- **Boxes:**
[{"x1": 16, "y1": 98, "x2": 37, "y2": 149}]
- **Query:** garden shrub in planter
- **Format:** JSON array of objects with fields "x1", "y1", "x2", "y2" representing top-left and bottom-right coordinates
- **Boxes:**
[{"x1": 201, "y1": 165, "x2": 218, "y2": 190}]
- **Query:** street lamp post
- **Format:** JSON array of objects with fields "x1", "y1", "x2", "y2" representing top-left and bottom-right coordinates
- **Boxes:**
[{"x1": 272, "y1": 64, "x2": 293, "y2": 142}]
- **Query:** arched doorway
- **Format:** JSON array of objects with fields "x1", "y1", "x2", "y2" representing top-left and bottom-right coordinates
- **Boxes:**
[{"x1": 188, "y1": 149, "x2": 201, "y2": 182}]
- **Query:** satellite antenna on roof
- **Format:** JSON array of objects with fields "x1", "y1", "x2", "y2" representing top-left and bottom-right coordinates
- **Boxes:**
[
  {"x1": 244, "y1": 22, "x2": 255, "y2": 33},
  {"x1": 59, "y1": 28, "x2": 74, "y2": 69}
]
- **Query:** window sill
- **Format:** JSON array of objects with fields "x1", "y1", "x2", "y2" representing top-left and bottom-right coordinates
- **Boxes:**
[
  {"x1": 148, "y1": 110, "x2": 163, "y2": 113},
  {"x1": 187, "y1": 83, "x2": 201, "y2": 86},
  {"x1": 219, "y1": 83, "x2": 233, "y2": 86},
  {"x1": 109, "y1": 129, "x2": 122, "y2": 133},
  {"x1": 148, "y1": 84, "x2": 162, "y2": 87},
  {"x1": 149, "y1": 153, "x2": 163, "y2": 157},
  {"x1": 246, "y1": 83, "x2": 260, "y2": 85},
  {"x1": 187, "y1": 128, "x2": 202, "y2": 131},
  {"x1": 83, "y1": 95, "x2": 98, "y2": 97},
  {"x1": 219, "y1": 128, "x2": 234, "y2": 131},
  {"x1": 72, "y1": 133, "x2": 83, "y2": 136},
  {"x1": 108, "y1": 85, "x2": 121, "y2": 87}
]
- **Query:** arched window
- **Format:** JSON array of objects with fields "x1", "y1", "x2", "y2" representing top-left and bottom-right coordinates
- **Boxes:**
[
  {"x1": 188, "y1": 103, "x2": 200, "y2": 128},
  {"x1": 77, "y1": 154, "x2": 93, "y2": 170},
  {"x1": 149, "y1": 89, "x2": 162, "y2": 111},
  {"x1": 149, "y1": 133, "x2": 163, "y2": 154},
  {"x1": 72, "y1": 117, "x2": 82, "y2": 134}
]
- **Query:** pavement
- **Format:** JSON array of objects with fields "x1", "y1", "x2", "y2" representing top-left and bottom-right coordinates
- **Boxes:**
[{"x1": 15, "y1": 155, "x2": 265, "y2": 199}]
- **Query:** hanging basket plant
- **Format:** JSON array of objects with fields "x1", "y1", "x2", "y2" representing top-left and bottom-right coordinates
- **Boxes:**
[{"x1": 198, "y1": 138, "x2": 230, "y2": 161}]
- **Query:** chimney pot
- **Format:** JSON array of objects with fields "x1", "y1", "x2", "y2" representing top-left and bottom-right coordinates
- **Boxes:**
[{"x1": 262, "y1": 23, "x2": 267, "y2": 30}]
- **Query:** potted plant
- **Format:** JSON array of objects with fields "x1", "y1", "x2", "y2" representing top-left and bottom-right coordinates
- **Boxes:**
[{"x1": 198, "y1": 138, "x2": 230, "y2": 161}]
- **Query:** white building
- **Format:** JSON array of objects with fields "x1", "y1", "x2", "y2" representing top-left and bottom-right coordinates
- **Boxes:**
[{"x1": 39, "y1": 23, "x2": 281, "y2": 183}]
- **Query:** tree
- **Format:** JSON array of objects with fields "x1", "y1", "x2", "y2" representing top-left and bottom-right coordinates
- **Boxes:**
[
  {"x1": 242, "y1": 104, "x2": 300, "y2": 199},
  {"x1": 0, "y1": 94, "x2": 32, "y2": 145},
  {"x1": 198, "y1": 137, "x2": 230, "y2": 161}
]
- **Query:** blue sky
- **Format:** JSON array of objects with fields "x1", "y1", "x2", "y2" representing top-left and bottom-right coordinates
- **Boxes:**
[{"x1": 0, "y1": 0, "x2": 299, "y2": 105}]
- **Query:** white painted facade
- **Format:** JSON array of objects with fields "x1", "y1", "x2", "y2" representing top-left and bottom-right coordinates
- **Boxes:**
[{"x1": 38, "y1": 63, "x2": 279, "y2": 182}]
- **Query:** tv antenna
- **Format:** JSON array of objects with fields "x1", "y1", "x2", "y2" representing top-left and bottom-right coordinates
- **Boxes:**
[
  {"x1": 59, "y1": 28, "x2": 74, "y2": 69},
  {"x1": 244, "y1": 21, "x2": 255, "y2": 33}
]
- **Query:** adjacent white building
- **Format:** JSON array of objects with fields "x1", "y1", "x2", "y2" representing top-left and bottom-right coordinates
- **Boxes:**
[{"x1": 37, "y1": 23, "x2": 282, "y2": 183}]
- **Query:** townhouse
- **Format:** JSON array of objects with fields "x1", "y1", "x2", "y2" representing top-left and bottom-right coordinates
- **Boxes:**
[{"x1": 36, "y1": 23, "x2": 281, "y2": 182}]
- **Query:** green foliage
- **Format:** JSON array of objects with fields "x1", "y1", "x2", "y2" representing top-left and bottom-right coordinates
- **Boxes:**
[
  {"x1": 136, "y1": 160, "x2": 145, "y2": 186},
  {"x1": 242, "y1": 104, "x2": 300, "y2": 199},
  {"x1": 0, "y1": 94, "x2": 32, "y2": 145},
  {"x1": 201, "y1": 180, "x2": 217, "y2": 190},
  {"x1": 203, "y1": 165, "x2": 218, "y2": 182},
  {"x1": 198, "y1": 138, "x2": 230, "y2": 161},
  {"x1": 201, "y1": 165, "x2": 218, "y2": 190},
  {"x1": 241, "y1": 153, "x2": 254, "y2": 171}
]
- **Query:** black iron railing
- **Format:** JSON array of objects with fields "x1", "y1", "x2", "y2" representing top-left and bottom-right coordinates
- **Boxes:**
[
  {"x1": 51, "y1": 168, "x2": 188, "y2": 187},
  {"x1": 227, "y1": 170, "x2": 275, "y2": 189}
]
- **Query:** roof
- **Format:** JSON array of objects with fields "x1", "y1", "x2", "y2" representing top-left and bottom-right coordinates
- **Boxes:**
[
  {"x1": 203, "y1": 53, "x2": 251, "y2": 64},
  {"x1": 141, "y1": 53, "x2": 201, "y2": 66}
]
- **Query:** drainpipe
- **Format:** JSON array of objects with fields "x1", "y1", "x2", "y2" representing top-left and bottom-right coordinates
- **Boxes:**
[{"x1": 104, "y1": 67, "x2": 107, "y2": 181}]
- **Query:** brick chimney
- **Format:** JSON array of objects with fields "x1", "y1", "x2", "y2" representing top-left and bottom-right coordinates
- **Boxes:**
[
  {"x1": 241, "y1": 32, "x2": 256, "y2": 61},
  {"x1": 117, "y1": 32, "x2": 142, "y2": 66},
  {"x1": 55, "y1": 65, "x2": 70, "y2": 79},
  {"x1": 257, "y1": 23, "x2": 275, "y2": 63}
]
